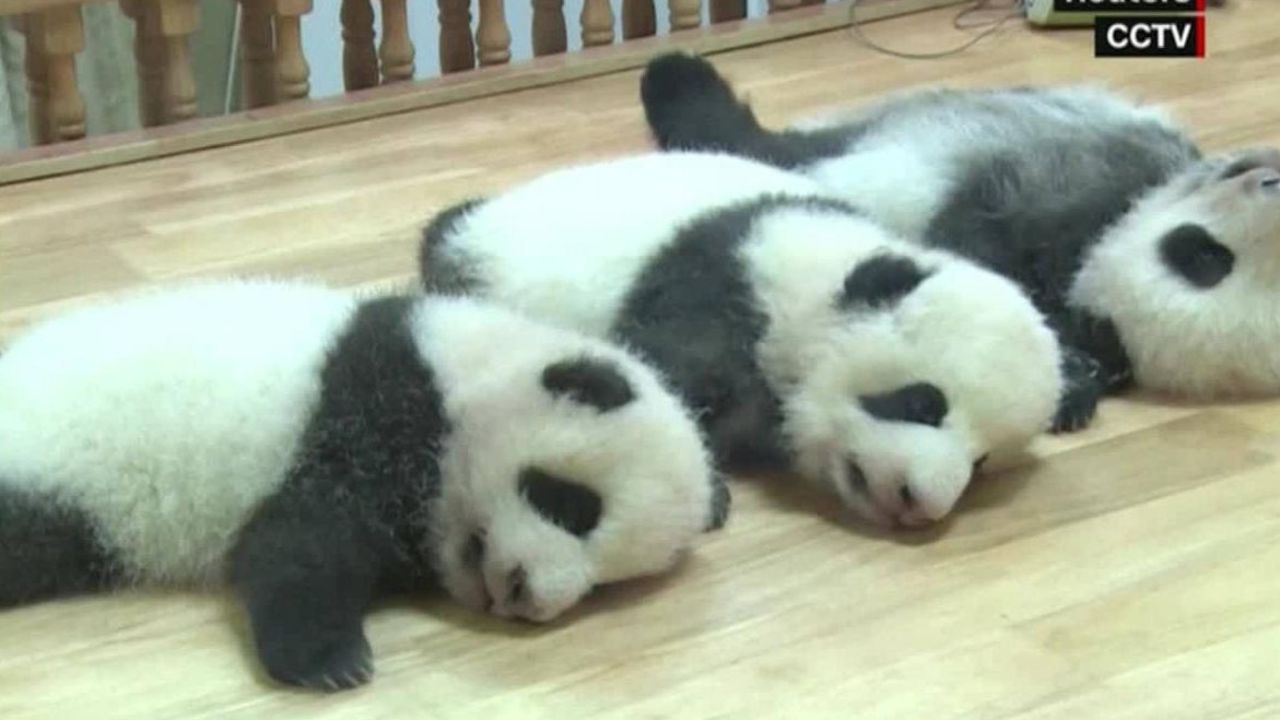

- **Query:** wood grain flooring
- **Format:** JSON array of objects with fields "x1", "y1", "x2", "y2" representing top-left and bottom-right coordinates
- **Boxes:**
[{"x1": 1, "y1": 2, "x2": 1278, "y2": 718}]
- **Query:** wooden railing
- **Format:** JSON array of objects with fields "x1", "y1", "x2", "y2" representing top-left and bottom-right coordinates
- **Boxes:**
[
  {"x1": 3, "y1": 0, "x2": 842, "y2": 148},
  {"x1": 0, "y1": 0, "x2": 962, "y2": 184}
]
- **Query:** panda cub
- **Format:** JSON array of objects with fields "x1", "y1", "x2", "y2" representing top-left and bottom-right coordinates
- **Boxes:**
[
  {"x1": 640, "y1": 52, "x2": 1280, "y2": 416},
  {"x1": 419, "y1": 152, "x2": 1064, "y2": 529},
  {"x1": 0, "y1": 280, "x2": 727, "y2": 692}
]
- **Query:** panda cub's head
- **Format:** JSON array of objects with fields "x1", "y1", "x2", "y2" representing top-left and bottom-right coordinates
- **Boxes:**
[
  {"x1": 415, "y1": 297, "x2": 728, "y2": 623},
  {"x1": 1070, "y1": 146, "x2": 1280, "y2": 398},
  {"x1": 754, "y1": 212, "x2": 1063, "y2": 529}
]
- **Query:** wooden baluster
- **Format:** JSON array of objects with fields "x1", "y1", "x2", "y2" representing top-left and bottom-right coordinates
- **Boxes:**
[
  {"x1": 668, "y1": 0, "x2": 701, "y2": 31},
  {"x1": 438, "y1": 0, "x2": 475, "y2": 73},
  {"x1": 21, "y1": 15, "x2": 51, "y2": 145},
  {"x1": 341, "y1": 0, "x2": 379, "y2": 90},
  {"x1": 24, "y1": 7, "x2": 85, "y2": 143},
  {"x1": 379, "y1": 0, "x2": 415, "y2": 82},
  {"x1": 476, "y1": 0, "x2": 511, "y2": 66},
  {"x1": 621, "y1": 0, "x2": 655, "y2": 39},
  {"x1": 768, "y1": 0, "x2": 803, "y2": 12},
  {"x1": 532, "y1": 0, "x2": 566, "y2": 56},
  {"x1": 121, "y1": 0, "x2": 166, "y2": 126},
  {"x1": 151, "y1": 0, "x2": 199, "y2": 123},
  {"x1": 238, "y1": 0, "x2": 276, "y2": 109},
  {"x1": 710, "y1": 0, "x2": 745, "y2": 22},
  {"x1": 580, "y1": 0, "x2": 613, "y2": 47},
  {"x1": 275, "y1": 0, "x2": 311, "y2": 101}
]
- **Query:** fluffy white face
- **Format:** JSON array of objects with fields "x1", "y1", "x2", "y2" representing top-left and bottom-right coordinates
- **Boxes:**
[
  {"x1": 1071, "y1": 146, "x2": 1280, "y2": 398},
  {"x1": 748, "y1": 210, "x2": 1063, "y2": 528},
  {"x1": 414, "y1": 298, "x2": 725, "y2": 623}
]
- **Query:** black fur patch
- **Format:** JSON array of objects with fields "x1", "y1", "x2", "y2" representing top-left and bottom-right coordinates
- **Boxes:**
[
  {"x1": 1159, "y1": 223, "x2": 1235, "y2": 289},
  {"x1": 1052, "y1": 346, "x2": 1106, "y2": 433},
  {"x1": 839, "y1": 254, "x2": 931, "y2": 310},
  {"x1": 613, "y1": 194, "x2": 857, "y2": 471},
  {"x1": 519, "y1": 469, "x2": 603, "y2": 537},
  {"x1": 639, "y1": 53, "x2": 857, "y2": 169},
  {"x1": 0, "y1": 486, "x2": 120, "y2": 607},
  {"x1": 1047, "y1": 310, "x2": 1133, "y2": 433},
  {"x1": 706, "y1": 475, "x2": 732, "y2": 532},
  {"x1": 541, "y1": 357, "x2": 635, "y2": 412},
  {"x1": 419, "y1": 198, "x2": 487, "y2": 295},
  {"x1": 230, "y1": 295, "x2": 449, "y2": 691},
  {"x1": 859, "y1": 383, "x2": 949, "y2": 428}
]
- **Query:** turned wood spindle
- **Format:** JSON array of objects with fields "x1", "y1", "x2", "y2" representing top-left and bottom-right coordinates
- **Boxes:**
[
  {"x1": 476, "y1": 0, "x2": 512, "y2": 66},
  {"x1": 120, "y1": 0, "x2": 166, "y2": 126},
  {"x1": 622, "y1": 0, "x2": 655, "y2": 39},
  {"x1": 532, "y1": 0, "x2": 567, "y2": 56},
  {"x1": 21, "y1": 15, "x2": 52, "y2": 144},
  {"x1": 580, "y1": 0, "x2": 614, "y2": 47},
  {"x1": 148, "y1": 0, "x2": 199, "y2": 123},
  {"x1": 24, "y1": 7, "x2": 85, "y2": 143},
  {"x1": 710, "y1": 0, "x2": 746, "y2": 22},
  {"x1": 379, "y1": 0, "x2": 415, "y2": 82},
  {"x1": 274, "y1": 0, "x2": 312, "y2": 101},
  {"x1": 341, "y1": 0, "x2": 379, "y2": 91},
  {"x1": 668, "y1": 0, "x2": 701, "y2": 31},
  {"x1": 238, "y1": 0, "x2": 277, "y2": 108},
  {"x1": 437, "y1": 0, "x2": 476, "y2": 73}
]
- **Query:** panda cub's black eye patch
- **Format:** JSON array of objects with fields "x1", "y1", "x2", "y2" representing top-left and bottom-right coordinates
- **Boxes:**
[
  {"x1": 541, "y1": 356, "x2": 635, "y2": 412},
  {"x1": 838, "y1": 254, "x2": 932, "y2": 311},
  {"x1": 1159, "y1": 223, "x2": 1235, "y2": 289},
  {"x1": 859, "y1": 382, "x2": 949, "y2": 428},
  {"x1": 519, "y1": 469, "x2": 603, "y2": 538}
]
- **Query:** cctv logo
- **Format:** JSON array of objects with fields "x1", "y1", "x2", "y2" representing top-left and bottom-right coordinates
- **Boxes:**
[
  {"x1": 1096, "y1": 17, "x2": 1204, "y2": 57},
  {"x1": 1053, "y1": 1, "x2": 1208, "y2": 58}
]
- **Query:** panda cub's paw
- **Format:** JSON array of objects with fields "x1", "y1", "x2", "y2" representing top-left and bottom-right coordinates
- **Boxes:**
[
  {"x1": 256, "y1": 622, "x2": 374, "y2": 692},
  {"x1": 1052, "y1": 347, "x2": 1105, "y2": 434}
]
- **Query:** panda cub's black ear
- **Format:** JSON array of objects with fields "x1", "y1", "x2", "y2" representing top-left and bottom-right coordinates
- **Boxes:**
[
  {"x1": 542, "y1": 357, "x2": 636, "y2": 412},
  {"x1": 1159, "y1": 223, "x2": 1235, "y2": 289},
  {"x1": 838, "y1": 254, "x2": 932, "y2": 310}
]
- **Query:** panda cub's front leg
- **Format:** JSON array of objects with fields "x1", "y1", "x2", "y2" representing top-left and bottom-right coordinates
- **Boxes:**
[
  {"x1": 1052, "y1": 345, "x2": 1106, "y2": 433},
  {"x1": 229, "y1": 490, "x2": 382, "y2": 692}
]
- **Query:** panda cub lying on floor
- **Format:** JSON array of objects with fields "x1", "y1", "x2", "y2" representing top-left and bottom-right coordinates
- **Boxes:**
[
  {"x1": 0, "y1": 280, "x2": 728, "y2": 692},
  {"x1": 420, "y1": 152, "x2": 1064, "y2": 529},
  {"x1": 640, "y1": 53, "x2": 1280, "y2": 422}
]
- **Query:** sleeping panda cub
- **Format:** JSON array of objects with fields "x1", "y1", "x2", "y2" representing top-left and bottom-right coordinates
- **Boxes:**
[
  {"x1": 639, "y1": 52, "x2": 1280, "y2": 418},
  {"x1": 0, "y1": 280, "x2": 727, "y2": 691},
  {"x1": 419, "y1": 152, "x2": 1064, "y2": 529}
]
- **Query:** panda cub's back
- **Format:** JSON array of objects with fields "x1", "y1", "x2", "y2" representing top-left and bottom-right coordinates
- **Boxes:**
[
  {"x1": 0, "y1": 280, "x2": 358, "y2": 584},
  {"x1": 433, "y1": 152, "x2": 824, "y2": 337}
]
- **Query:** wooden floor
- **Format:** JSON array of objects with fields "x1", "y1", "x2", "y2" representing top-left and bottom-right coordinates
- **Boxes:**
[{"x1": 3, "y1": 2, "x2": 1280, "y2": 718}]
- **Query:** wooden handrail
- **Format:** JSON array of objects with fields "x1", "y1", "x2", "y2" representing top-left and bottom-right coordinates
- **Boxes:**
[{"x1": 0, "y1": 0, "x2": 964, "y2": 183}]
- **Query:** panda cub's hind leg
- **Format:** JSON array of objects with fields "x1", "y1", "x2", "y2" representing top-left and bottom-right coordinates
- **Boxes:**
[
  {"x1": 229, "y1": 491, "x2": 384, "y2": 692},
  {"x1": 0, "y1": 485, "x2": 119, "y2": 607}
]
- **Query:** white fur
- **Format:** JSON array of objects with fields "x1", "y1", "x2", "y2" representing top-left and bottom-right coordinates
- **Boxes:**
[
  {"x1": 431, "y1": 152, "x2": 1063, "y2": 526},
  {"x1": 1071, "y1": 152, "x2": 1280, "y2": 398},
  {"x1": 0, "y1": 280, "x2": 356, "y2": 584},
  {"x1": 414, "y1": 297, "x2": 716, "y2": 621},
  {"x1": 0, "y1": 280, "x2": 719, "y2": 622},
  {"x1": 798, "y1": 84, "x2": 1189, "y2": 243},
  {"x1": 743, "y1": 209, "x2": 1061, "y2": 525},
  {"x1": 433, "y1": 151, "x2": 823, "y2": 336}
]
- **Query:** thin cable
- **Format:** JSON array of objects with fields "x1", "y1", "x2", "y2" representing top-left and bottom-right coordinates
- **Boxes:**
[{"x1": 847, "y1": 0, "x2": 1022, "y2": 60}]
